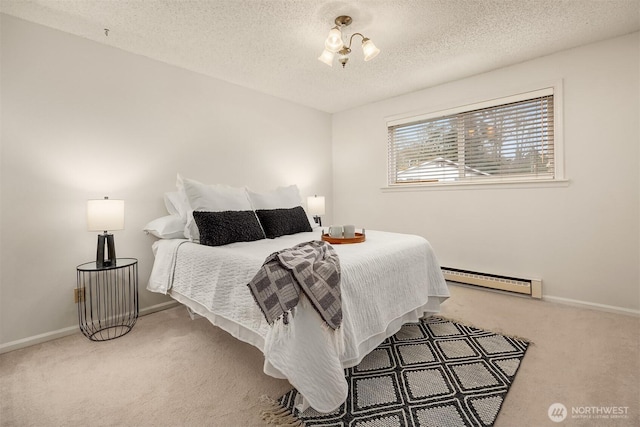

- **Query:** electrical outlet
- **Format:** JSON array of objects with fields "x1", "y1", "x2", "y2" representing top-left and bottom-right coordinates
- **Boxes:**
[{"x1": 74, "y1": 287, "x2": 85, "y2": 303}]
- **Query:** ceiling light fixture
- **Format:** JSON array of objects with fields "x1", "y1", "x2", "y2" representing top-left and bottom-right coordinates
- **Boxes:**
[{"x1": 318, "y1": 16, "x2": 380, "y2": 68}]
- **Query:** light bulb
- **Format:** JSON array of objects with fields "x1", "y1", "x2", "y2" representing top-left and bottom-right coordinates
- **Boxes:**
[
  {"x1": 317, "y1": 49, "x2": 334, "y2": 66},
  {"x1": 324, "y1": 27, "x2": 344, "y2": 53},
  {"x1": 338, "y1": 51, "x2": 349, "y2": 68},
  {"x1": 362, "y1": 38, "x2": 380, "y2": 61}
]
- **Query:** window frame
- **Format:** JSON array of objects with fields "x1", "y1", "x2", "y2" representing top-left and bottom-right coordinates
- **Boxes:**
[{"x1": 384, "y1": 82, "x2": 566, "y2": 191}]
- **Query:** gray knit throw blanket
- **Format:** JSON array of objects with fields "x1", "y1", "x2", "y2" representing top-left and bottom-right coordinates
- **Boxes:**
[{"x1": 247, "y1": 240, "x2": 342, "y2": 330}]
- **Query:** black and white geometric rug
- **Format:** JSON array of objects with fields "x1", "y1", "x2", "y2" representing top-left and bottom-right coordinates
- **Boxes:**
[{"x1": 275, "y1": 316, "x2": 529, "y2": 427}]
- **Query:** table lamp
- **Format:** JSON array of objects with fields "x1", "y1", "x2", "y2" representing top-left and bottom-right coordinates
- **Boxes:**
[
  {"x1": 87, "y1": 197, "x2": 124, "y2": 268},
  {"x1": 307, "y1": 195, "x2": 325, "y2": 226}
]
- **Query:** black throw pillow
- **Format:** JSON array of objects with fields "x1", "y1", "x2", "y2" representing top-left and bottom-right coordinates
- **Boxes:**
[
  {"x1": 255, "y1": 206, "x2": 313, "y2": 239},
  {"x1": 193, "y1": 210, "x2": 265, "y2": 246}
]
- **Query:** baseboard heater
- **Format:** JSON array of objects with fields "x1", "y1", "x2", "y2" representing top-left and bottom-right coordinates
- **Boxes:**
[{"x1": 441, "y1": 267, "x2": 542, "y2": 299}]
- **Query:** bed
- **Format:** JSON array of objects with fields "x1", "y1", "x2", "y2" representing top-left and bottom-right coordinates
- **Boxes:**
[{"x1": 144, "y1": 176, "x2": 450, "y2": 413}]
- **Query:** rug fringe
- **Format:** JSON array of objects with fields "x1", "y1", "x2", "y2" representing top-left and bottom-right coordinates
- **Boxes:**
[
  {"x1": 431, "y1": 315, "x2": 534, "y2": 344},
  {"x1": 259, "y1": 395, "x2": 305, "y2": 427}
]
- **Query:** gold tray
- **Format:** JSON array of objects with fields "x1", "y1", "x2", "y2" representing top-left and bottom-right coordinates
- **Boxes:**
[{"x1": 321, "y1": 232, "x2": 366, "y2": 244}]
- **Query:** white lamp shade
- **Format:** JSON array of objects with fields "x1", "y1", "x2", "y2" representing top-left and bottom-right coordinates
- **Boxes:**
[
  {"x1": 317, "y1": 49, "x2": 334, "y2": 66},
  {"x1": 87, "y1": 199, "x2": 125, "y2": 231},
  {"x1": 362, "y1": 39, "x2": 380, "y2": 61},
  {"x1": 307, "y1": 196, "x2": 325, "y2": 216},
  {"x1": 324, "y1": 27, "x2": 344, "y2": 53}
]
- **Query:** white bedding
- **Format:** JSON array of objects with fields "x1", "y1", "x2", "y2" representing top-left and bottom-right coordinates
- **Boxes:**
[{"x1": 147, "y1": 230, "x2": 449, "y2": 412}]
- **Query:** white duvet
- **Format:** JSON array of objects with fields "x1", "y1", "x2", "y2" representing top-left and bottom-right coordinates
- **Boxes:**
[{"x1": 147, "y1": 230, "x2": 449, "y2": 412}]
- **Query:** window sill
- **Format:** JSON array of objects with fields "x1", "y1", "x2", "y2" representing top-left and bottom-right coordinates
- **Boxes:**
[{"x1": 380, "y1": 179, "x2": 570, "y2": 192}]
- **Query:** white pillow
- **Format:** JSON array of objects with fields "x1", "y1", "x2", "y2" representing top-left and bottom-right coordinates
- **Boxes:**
[
  {"x1": 178, "y1": 174, "x2": 253, "y2": 241},
  {"x1": 143, "y1": 215, "x2": 187, "y2": 239},
  {"x1": 246, "y1": 185, "x2": 319, "y2": 229},
  {"x1": 164, "y1": 191, "x2": 189, "y2": 221},
  {"x1": 246, "y1": 185, "x2": 301, "y2": 209}
]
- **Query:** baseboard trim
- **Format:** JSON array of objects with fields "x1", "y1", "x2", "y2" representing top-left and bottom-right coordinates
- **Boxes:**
[
  {"x1": 0, "y1": 301, "x2": 180, "y2": 355},
  {"x1": 447, "y1": 281, "x2": 639, "y2": 317},
  {"x1": 140, "y1": 300, "x2": 180, "y2": 316},
  {"x1": 0, "y1": 325, "x2": 79, "y2": 355},
  {"x1": 542, "y1": 295, "x2": 639, "y2": 317},
  {"x1": 3, "y1": 293, "x2": 635, "y2": 354}
]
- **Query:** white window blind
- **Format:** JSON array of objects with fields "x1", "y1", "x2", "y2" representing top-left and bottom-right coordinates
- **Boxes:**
[{"x1": 388, "y1": 90, "x2": 555, "y2": 185}]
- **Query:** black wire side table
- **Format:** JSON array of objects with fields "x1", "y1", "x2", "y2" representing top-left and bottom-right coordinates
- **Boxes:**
[{"x1": 76, "y1": 258, "x2": 138, "y2": 341}]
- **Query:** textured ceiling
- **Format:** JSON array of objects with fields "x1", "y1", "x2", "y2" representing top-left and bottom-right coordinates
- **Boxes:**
[{"x1": 2, "y1": 0, "x2": 639, "y2": 113}]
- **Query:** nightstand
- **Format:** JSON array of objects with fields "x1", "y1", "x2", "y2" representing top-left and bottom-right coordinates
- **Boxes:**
[{"x1": 76, "y1": 258, "x2": 138, "y2": 341}]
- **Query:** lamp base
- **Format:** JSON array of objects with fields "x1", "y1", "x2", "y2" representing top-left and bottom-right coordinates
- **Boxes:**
[
  {"x1": 96, "y1": 233, "x2": 116, "y2": 268},
  {"x1": 313, "y1": 216, "x2": 322, "y2": 227}
]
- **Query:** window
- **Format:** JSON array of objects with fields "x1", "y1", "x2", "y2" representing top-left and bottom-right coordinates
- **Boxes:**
[{"x1": 387, "y1": 88, "x2": 558, "y2": 186}]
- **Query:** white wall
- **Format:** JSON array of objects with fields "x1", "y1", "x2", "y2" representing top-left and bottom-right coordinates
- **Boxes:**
[
  {"x1": 332, "y1": 32, "x2": 640, "y2": 313},
  {"x1": 2, "y1": 15, "x2": 637, "y2": 350},
  {"x1": 0, "y1": 15, "x2": 332, "y2": 346}
]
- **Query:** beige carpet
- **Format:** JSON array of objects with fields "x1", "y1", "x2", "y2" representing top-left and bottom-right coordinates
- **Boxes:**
[{"x1": 1, "y1": 284, "x2": 638, "y2": 426}]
